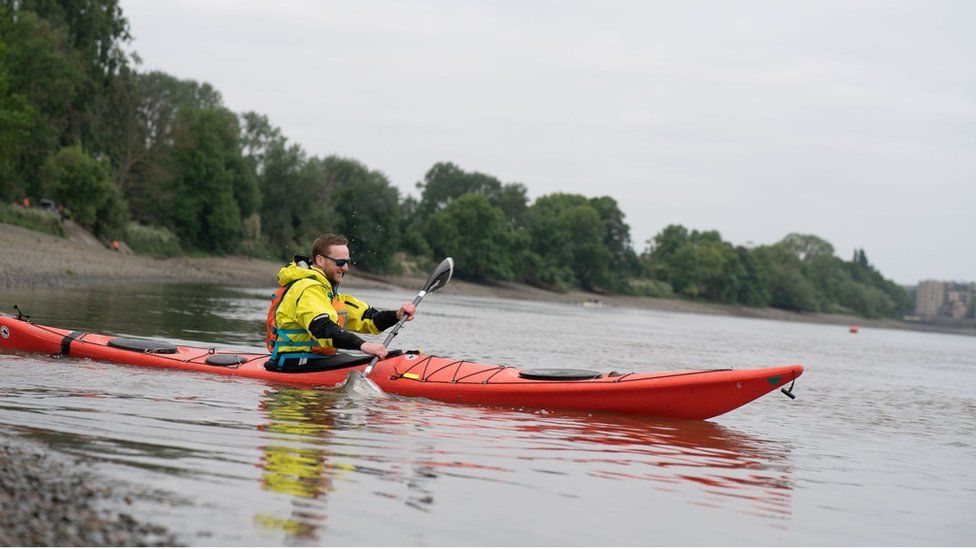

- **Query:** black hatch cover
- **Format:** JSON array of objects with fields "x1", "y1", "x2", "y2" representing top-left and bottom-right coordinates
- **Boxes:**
[
  {"x1": 106, "y1": 337, "x2": 178, "y2": 354},
  {"x1": 205, "y1": 354, "x2": 246, "y2": 366},
  {"x1": 518, "y1": 368, "x2": 602, "y2": 381}
]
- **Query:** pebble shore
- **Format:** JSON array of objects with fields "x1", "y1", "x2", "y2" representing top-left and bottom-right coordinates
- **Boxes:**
[{"x1": 0, "y1": 438, "x2": 178, "y2": 546}]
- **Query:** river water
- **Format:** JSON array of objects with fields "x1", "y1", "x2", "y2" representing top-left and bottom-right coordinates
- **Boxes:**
[{"x1": 0, "y1": 283, "x2": 973, "y2": 545}]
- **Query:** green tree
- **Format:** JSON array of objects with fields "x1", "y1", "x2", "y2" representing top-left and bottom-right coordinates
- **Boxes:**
[
  {"x1": 398, "y1": 195, "x2": 431, "y2": 258},
  {"x1": 40, "y1": 145, "x2": 128, "y2": 237},
  {"x1": 524, "y1": 193, "x2": 616, "y2": 291},
  {"x1": 0, "y1": 8, "x2": 86, "y2": 198},
  {"x1": 770, "y1": 235, "x2": 910, "y2": 317},
  {"x1": 426, "y1": 193, "x2": 515, "y2": 280},
  {"x1": 751, "y1": 244, "x2": 820, "y2": 311},
  {"x1": 564, "y1": 204, "x2": 615, "y2": 291},
  {"x1": 238, "y1": 112, "x2": 336, "y2": 257},
  {"x1": 779, "y1": 233, "x2": 835, "y2": 262},
  {"x1": 0, "y1": 36, "x2": 38, "y2": 200},
  {"x1": 843, "y1": 247, "x2": 911, "y2": 317},
  {"x1": 119, "y1": 71, "x2": 226, "y2": 223},
  {"x1": 587, "y1": 195, "x2": 640, "y2": 288},
  {"x1": 416, "y1": 162, "x2": 528, "y2": 223},
  {"x1": 733, "y1": 246, "x2": 772, "y2": 306},
  {"x1": 241, "y1": 111, "x2": 283, "y2": 175},
  {"x1": 493, "y1": 180, "x2": 529, "y2": 226},
  {"x1": 294, "y1": 155, "x2": 336, "y2": 241},
  {"x1": 641, "y1": 224, "x2": 689, "y2": 280},
  {"x1": 13, "y1": 0, "x2": 133, "y2": 153},
  {"x1": 645, "y1": 227, "x2": 744, "y2": 302},
  {"x1": 253, "y1": 139, "x2": 310, "y2": 254},
  {"x1": 324, "y1": 156, "x2": 401, "y2": 273},
  {"x1": 163, "y1": 106, "x2": 253, "y2": 253}
]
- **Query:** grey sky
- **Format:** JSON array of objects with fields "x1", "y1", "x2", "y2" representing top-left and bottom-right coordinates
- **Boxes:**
[{"x1": 120, "y1": 0, "x2": 975, "y2": 284}]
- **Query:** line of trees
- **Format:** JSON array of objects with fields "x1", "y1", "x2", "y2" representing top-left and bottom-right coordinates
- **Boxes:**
[
  {"x1": 0, "y1": 1, "x2": 911, "y2": 318},
  {"x1": 641, "y1": 228, "x2": 911, "y2": 318}
]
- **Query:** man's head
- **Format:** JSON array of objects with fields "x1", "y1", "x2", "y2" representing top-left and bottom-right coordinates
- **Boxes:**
[{"x1": 311, "y1": 234, "x2": 351, "y2": 287}]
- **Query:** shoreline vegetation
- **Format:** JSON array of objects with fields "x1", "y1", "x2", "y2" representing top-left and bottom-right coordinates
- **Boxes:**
[
  {"x1": 1, "y1": 2, "x2": 928, "y2": 326},
  {"x1": 2, "y1": 222, "x2": 971, "y2": 338}
]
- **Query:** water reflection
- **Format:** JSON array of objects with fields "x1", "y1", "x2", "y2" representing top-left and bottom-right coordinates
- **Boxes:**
[
  {"x1": 254, "y1": 388, "x2": 337, "y2": 540},
  {"x1": 481, "y1": 409, "x2": 795, "y2": 522},
  {"x1": 251, "y1": 386, "x2": 795, "y2": 542},
  {"x1": 2, "y1": 281, "x2": 972, "y2": 545},
  {"x1": 0, "y1": 284, "x2": 267, "y2": 346}
]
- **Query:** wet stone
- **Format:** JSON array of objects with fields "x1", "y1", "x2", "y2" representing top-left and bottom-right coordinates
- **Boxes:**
[{"x1": 0, "y1": 440, "x2": 180, "y2": 546}]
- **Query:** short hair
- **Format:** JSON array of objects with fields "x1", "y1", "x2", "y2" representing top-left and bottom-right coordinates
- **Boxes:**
[{"x1": 312, "y1": 234, "x2": 348, "y2": 261}]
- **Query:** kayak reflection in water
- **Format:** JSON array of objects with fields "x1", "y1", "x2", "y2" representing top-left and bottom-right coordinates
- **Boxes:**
[
  {"x1": 266, "y1": 233, "x2": 416, "y2": 373},
  {"x1": 253, "y1": 388, "x2": 342, "y2": 540},
  {"x1": 253, "y1": 388, "x2": 796, "y2": 542},
  {"x1": 253, "y1": 387, "x2": 438, "y2": 540}
]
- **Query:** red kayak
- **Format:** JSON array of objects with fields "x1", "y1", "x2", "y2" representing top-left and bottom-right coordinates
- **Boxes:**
[{"x1": 0, "y1": 315, "x2": 803, "y2": 420}]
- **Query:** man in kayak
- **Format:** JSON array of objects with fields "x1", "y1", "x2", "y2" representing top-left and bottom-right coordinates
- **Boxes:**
[{"x1": 265, "y1": 233, "x2": 416, "y2": 372}]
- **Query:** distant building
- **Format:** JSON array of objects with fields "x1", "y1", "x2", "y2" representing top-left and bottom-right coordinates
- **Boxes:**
[
  {"x1": 946, "y1": 287, "x2": 971, "y2": 319},
  {"x1": 915, "y1": 280, "x2": 975, "y2": 319},
  {"x1": 915, "y1": 281, "x2": 944, "y2": 317}
]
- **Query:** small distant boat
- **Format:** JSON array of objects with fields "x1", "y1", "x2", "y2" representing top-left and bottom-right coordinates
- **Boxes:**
[{"x1": 849, "y1": 326, "x2": 859, "y2": 334}]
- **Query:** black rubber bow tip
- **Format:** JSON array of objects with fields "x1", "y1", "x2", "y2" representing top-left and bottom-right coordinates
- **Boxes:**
[{"x1": 781, "y1": 378, "x2": 797, "y2": 400}]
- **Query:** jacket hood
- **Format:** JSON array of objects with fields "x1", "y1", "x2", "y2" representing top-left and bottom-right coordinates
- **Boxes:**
[{"x1": 276, "y1": 262, "x2": 334, "y2": 292}]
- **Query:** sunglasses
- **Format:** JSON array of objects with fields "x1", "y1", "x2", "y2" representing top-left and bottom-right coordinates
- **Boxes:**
[{"x1": 324, "y1": 255, "x2": 354, "y2": 267}]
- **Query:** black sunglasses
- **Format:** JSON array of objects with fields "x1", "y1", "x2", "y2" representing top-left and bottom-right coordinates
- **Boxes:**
[{"x1": 324, "y1": 255, "x2": 354, "y2": 267}]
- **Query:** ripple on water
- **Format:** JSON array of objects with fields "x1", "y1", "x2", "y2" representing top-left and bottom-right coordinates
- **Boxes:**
[{"x1": 2, "y1": 284, "x2": 975, "y2": 545}]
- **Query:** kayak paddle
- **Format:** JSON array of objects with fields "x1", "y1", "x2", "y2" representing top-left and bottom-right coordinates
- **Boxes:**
[{"x1": 362, "y1": 257, "x2": 454, "y2": 377}]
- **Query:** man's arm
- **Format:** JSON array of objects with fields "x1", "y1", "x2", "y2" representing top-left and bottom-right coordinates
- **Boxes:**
[
  {"x1": 362, "y1": 307, "x2": 398, "y2": 332},
  {"x1": 307, "y1": 315, "x2": 388, "y2": 357},
  {"x1": 341, "y1": 295, "x2": 414, "y2": 334},
  {"x1": 307, "y1": 315, "x2": 366, "y2": 350}
]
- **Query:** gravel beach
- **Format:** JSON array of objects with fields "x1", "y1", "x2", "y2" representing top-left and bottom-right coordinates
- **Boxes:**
[{"x1": 0, "y1": 437, "x2": 179, "y2": 546}]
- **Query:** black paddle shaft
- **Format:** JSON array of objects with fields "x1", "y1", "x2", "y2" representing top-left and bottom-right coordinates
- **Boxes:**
[
  {"x1": 362, "y1": 258, "x2": 453, "y2": 376},
  {"x1": 380, "y1": 292, "x2": 425, "y2": 348}
]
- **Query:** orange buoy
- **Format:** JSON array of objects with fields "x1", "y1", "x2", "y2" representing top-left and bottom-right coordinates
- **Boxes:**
[{"x1": 849, "y1": 326, "x2": 859, "y2": 334}]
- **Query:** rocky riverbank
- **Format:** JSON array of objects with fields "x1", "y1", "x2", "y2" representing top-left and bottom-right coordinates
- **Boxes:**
[{"x1": 0, "y1": 436, "x2": 178, "y2": 546}]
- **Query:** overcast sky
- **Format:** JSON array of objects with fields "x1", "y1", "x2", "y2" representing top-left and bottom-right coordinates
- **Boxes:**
[{"x1": 119, "y1": 0, "x2": 975, "y2": 284}]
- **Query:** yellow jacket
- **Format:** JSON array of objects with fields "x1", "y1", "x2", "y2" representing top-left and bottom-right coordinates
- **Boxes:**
[{"x1": 269, "y1": 262, "x2": 382, "y2": 363}]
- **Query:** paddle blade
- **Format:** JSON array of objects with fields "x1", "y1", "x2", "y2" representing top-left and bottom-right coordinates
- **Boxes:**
[
  {"x1": 338, "y1": 370, "x2": 387, "y2": 397},
  {"x1": 423, "y1": 257, "x2": 454, "y2": 294}
]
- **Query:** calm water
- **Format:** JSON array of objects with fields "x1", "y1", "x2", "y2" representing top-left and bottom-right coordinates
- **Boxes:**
[{"x1": 0, "y1": 283, "x2": 973, "y2": 545}]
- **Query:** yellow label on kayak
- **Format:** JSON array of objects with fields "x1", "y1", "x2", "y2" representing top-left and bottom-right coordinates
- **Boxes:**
[{"x1": 401, "y1": 372, "x2": 420, "y2": 380}]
